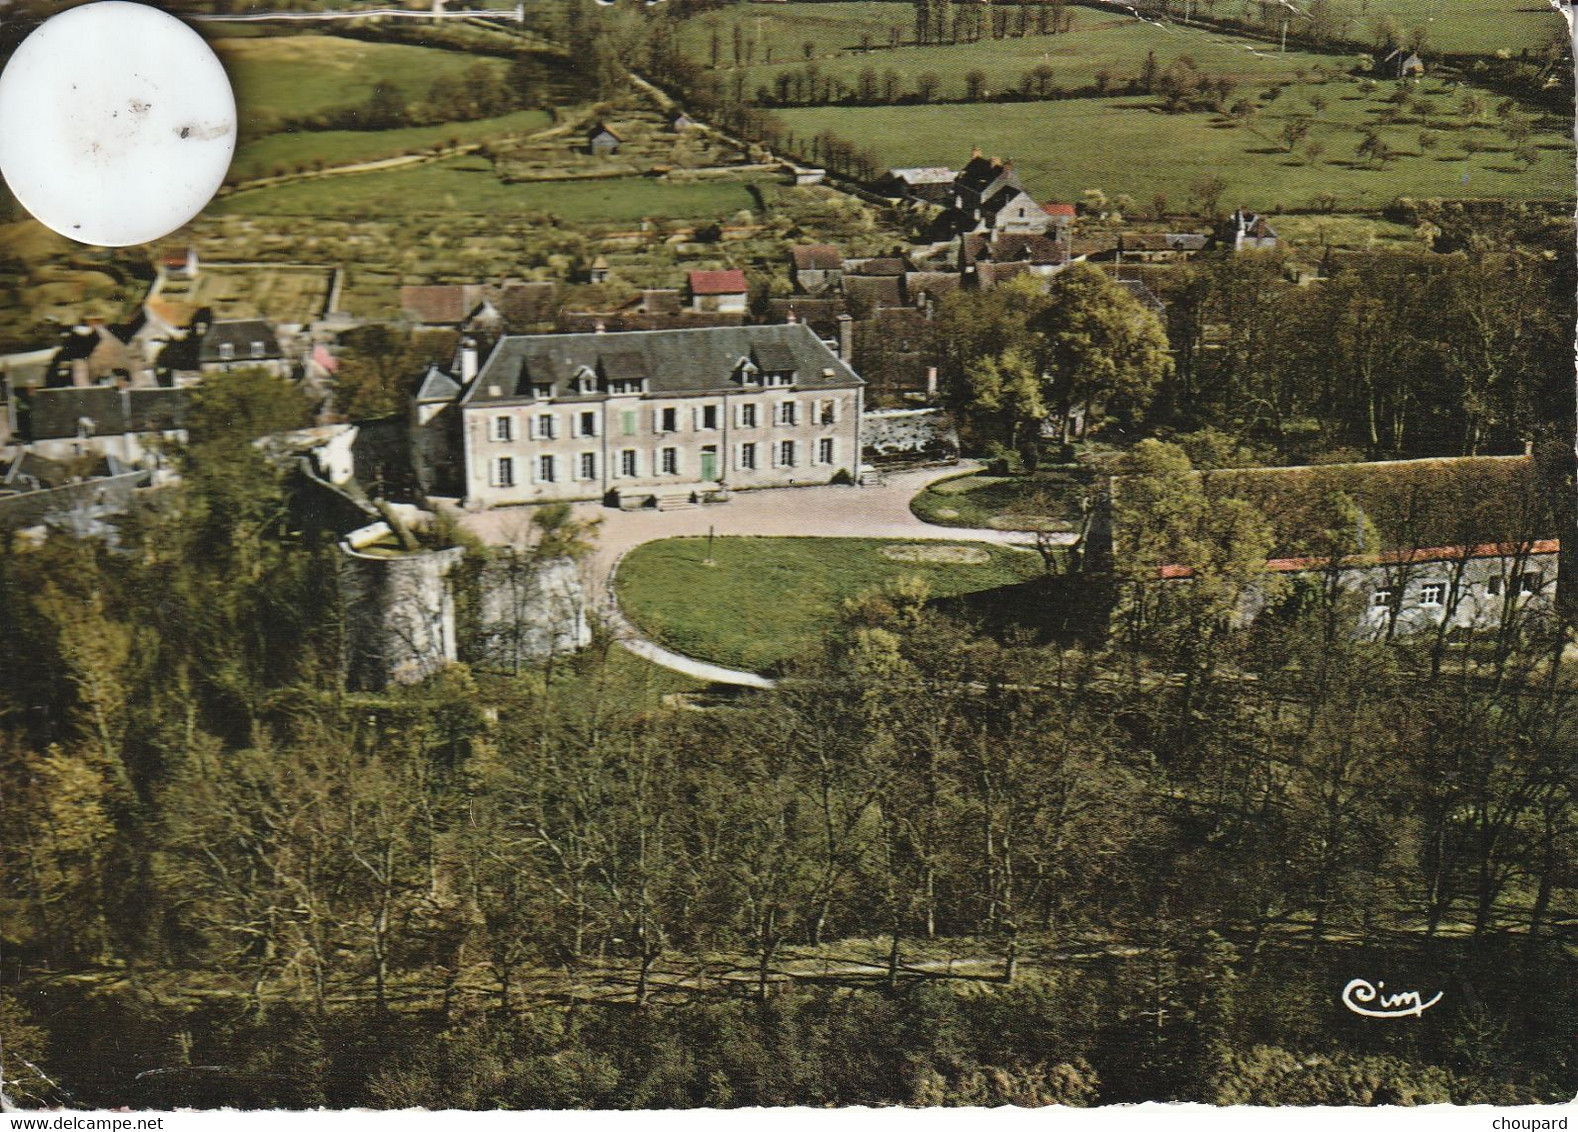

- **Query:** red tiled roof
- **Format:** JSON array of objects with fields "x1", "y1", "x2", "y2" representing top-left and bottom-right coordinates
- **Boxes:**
[
  {"x1": 1157, "y1": 540, "x2": 1560, "y2": 580},
  {"x1": 1042, "y1": 203, "x2": 1077, "y2": 217},
  {"x1": 688, "y1": 269, "x2": 748, "y2": 295},
  {"x1": 400, "y1": 285, "x2": 469, "y2": 325}
]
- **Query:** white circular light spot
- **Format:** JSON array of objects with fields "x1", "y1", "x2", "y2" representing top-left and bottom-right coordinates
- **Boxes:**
[{"x1": 0, "y1": 1, "x2": 235, "y2": 246}]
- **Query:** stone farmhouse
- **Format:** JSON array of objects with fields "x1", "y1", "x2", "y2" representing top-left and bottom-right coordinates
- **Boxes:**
[
  {"x1": 879, "y1": 149, "x2": 1056, "y2": 239},
  {"x1": 413, "y1": 323, "x2": 864, "y2": 508},
  {"x1": 1220, "y1": 208, "x2": 1279, "y2": 252}
]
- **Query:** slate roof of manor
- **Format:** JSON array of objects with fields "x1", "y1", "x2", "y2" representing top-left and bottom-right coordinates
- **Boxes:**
[{"x1": 460, "y1": 324, "x2": 863, "y2": 406}]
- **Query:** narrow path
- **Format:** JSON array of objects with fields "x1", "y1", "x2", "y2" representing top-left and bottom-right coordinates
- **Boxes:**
[{"x1": 462, "y1": 464, "x2": 1071, "y2": 688}]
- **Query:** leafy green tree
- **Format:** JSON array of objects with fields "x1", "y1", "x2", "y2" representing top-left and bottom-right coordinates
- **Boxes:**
[
  {"x1": 335, "y1": 325, "x2": 451, "y2": 421},
  {"x1": 1033, "y1": 263, "x2": 1171, "y2": 443}
]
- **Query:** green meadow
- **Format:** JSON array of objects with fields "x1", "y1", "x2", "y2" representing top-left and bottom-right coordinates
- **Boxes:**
[
  {"x1": 226, "y1": 110, "x2": 552, "y2": 182},
  {"x1": 704, "y1": 10, "x2": 1345, "y2": 102},
  {"x1": 215, "y1": 34, "x2": 511, "y2": 124},
  {"x1": 216, "y1": 159, "x2": 766, "y2": 222},
  {"x1": 778, "y1": 78, "x2": 1572, "y2": 209}
]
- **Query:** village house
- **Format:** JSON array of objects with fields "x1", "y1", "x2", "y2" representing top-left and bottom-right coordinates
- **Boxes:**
[
  {"x1": 587, "y1": 123, "x2": 621, "y2": 156},
  {"x1": 46, "y1": 319, "x2": 145, "y2": 388},
  {"x1": 401, "y1": 281, "x2": 558, "y2": 335},
  {"x1": 1041, "y1": 202, "x2": 1076, "y2": 238},
  {"x1": 791, "y1": 244, "x2": 844, "y2": 295},
  {"x1": 195, "y1": 318, "x2": 290, "y2": 378},
  {"x1": 875, "y1": 166, "x2": 958, "y2": 206},
  {"x1": 400, "y1": 284, "x2": 503, "y2": 333},
  {"x1": 687, "y1": 269, "x2": 749, "y2": 313},
  {"x1": 12, "y1": 384, "x2": 187, "y2": 465},
  {"x1": 1083, "y1": 232, "x2": 1209, "y2": 265},
  {"x1": 944, "y1": 150, "x2": 1054, "y2": 237},
  {"x1": 1219, "y1": 208, "x2": 1279, "y2": 252},
  {"x1": 415, "y1": 324, "x2": 865, "y2": 508},
  {"x1": 959, "y1": 231, "x2": 1069, "y2": 284}
]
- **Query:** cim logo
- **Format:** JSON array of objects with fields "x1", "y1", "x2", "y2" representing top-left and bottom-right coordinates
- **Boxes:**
[{"x1": 1341, "y1": 977, "x2": 1443, "y2": 1019}]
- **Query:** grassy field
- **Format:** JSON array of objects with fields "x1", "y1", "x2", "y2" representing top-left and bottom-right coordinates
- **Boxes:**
[
  {"x1": 680, "y1": 0, "x2": 1562, "y2": 65},
  {"x1": 778, "y1": 77, "x2": 1572, "y2": 209},
  {"x1": 216, "y1": 34, "x2": 512, "y2": 126},
  {"x1": 216, "y1": 159, "x2": 768, "y2": 221},
  {"x1": 1348, "y1": 0, "x2": 1564, "y2": 55},
  {"x1": 701, "y1": 10, "x2": 1343, "y2": 102},
  {"x1": 615, "y1": 536, "x2": 1045, "y2": 671},
  {"x1": 911, "y1": 470, "x2": 1088, "y2": 530},
  {"x1": 226, "y1": 110, "x2": 553, "y2": 181}
]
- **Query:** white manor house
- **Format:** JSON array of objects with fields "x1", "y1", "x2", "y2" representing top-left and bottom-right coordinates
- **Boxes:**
[{"x1": 413, "y1": 324, "x2": 865, "y2": 508}]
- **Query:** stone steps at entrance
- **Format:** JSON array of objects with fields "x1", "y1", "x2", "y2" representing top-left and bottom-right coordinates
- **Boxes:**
[{"x1": 656, "y1": 491, "x2": 698, "y2": 511}]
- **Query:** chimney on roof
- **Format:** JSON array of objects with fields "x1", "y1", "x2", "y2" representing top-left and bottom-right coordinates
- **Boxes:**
[
  {"x1": 1002, "y1": 160, "x2": 1013, "y2": 174},
  {"x1": 459, "y1": 337, "x2": 479, "y2": 384},
  {"x1": 990, "y1": 156, "x2": 1002, "y2": 168},
  {"x1": 836, "y1": 313, "x2": 853, "y2": 362},
  {"x1": 594, "y1": 320, "x2": 606, "y2": 334},
  {"x1": 971, "y1": 145, "x2": 981, "y2": 158},
  {"x1": 785, "y1": 306, "x2": 797, "y2": 324}
]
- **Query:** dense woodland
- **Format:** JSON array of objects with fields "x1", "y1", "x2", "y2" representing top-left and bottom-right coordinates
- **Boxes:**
[
  {"x1": 3, "y1": 346, "x2": 1578, "y2": 1107},
  {"x1": 930, "y1": 205, "x2": 1576, "y2": 467}
]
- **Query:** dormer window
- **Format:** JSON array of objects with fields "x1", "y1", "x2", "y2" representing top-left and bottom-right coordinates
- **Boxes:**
[
  {"x1": 764, "y1": 372, "x2": 795, "y2": 387},
  {"x1": 219, "y1": 343, "x2": 234, "y2": 360},
  {"x1": 532, "y1": 383, "x2": 553, "y2": 400},
  {"x1": 250, "y1": 341, "x2": 265, "y2": 358},
  {"x1": 574, "y1": 365, "x2": 598, "y2": 395},
  {"x1": 734, "y1": 357, "x2": 760, "y2": 385}
]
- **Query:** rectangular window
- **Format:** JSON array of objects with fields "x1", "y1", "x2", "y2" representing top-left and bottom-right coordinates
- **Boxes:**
[
  {"x1": 661, "y1": 407, "x2": 678, "y2": 433},
  {"x1": 250, "y1": 341, "x2": 266, "y2": 359},
  {"x1": 494, "y1": 456, "x2": 514, "y2": 488},
  {"x1": 532, "y1": 383, "x2": 553, "y2": 400},
  {"x1": 580, "y1": 452, "x2": 596, "y2": 481},
  {"x1": 538, "y1": 454, "x2": 556, "y2": 483},
  {"x1": 1419, "y1": 582, "x2": 1446, "y2": 607},
  {"x1": 820, "y1": 399, "x2": 836, "y2": 425},
  {"x1": 818, "y1": 437, "x2": 834, "y2": 465},
  {"x1": 661, "y1": 447, "x2": 678, "y2": 475},
  {"x1": 1487, "y1": 575, "x2": 1504, "y2": 596},
  {"x1": 740, "y1": 441, "x2": 757, "y2": 470},
  {"x1": 779, "y1": 440, "x2": 796, "y2": 468},
  {"x1": 702, "y1": 404, "x2": 719, "y2": 430},
  {"x1": 621, "y1": 449, "x2": 638, "y2": 477},
  {"x1": 739, "y1": 403, "x2": 758, "y2": 428},
  {"x1": 492, "y1": 416, "x2": 513, "y2": 442},
  {"x1": 537, "y1": 414, "x2": 556, "y2": 440},
  {"x1": 621, "y1": 410, "x2": 637, "y2": 437},
  {"x1": 218, "y1": 343, "x2": 234, "y2": 361},
  {"x1": 778, "y1": 401, "x2": 797, "y2": 426},
  {"x1": 1520, "y1": 571, "x2": 1543, "y2": 595},
  {"x1": 579, "y1": 411, "x2": 597, "y2": 438},
  {"x1": 1370, "y1": 590, "x2": 1391, "y2": 609}
]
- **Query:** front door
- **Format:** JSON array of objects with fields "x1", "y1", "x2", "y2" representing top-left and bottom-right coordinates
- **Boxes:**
[{"x1": 700, "y1": 446, "x2": 718, "y2": 481}]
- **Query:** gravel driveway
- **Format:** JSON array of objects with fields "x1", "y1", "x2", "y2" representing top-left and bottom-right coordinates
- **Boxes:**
[{"x1": 457, "y1": 462, "x2": 1068, "y2": 685}]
